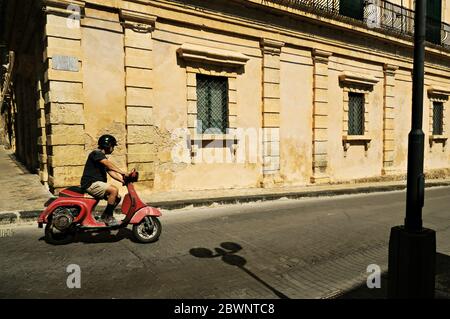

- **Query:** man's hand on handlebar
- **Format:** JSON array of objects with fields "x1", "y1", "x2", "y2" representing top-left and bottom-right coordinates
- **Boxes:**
[{"x1": 122, "y1": 171, "x2": 136, "y2": 185}]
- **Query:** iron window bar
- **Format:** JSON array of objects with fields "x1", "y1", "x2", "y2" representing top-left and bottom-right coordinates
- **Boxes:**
[
  {"x1": 196, "y1": 74, "x2": 229, "y2": 134},
  {"x1": 348, "y1": 92, "x2": 365, "y2": 136},
  {"x1": 433, "y1": 101, "x2": 444, "y2": 136}
]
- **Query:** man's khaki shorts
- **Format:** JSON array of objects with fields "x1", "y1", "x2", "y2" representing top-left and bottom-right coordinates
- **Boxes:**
[{"x1": 86, "y1": 181, "x2": 109, "y2": 199}]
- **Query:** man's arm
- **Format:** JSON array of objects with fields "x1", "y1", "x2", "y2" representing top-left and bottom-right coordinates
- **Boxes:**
[
  {"x1": 99, "y1": 159, "x2": 127, "y2": 176},
  {"x1": 107, "y1": 170, "x2": 125, "y2": 184}
]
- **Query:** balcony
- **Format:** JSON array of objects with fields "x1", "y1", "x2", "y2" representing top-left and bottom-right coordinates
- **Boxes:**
[{"x1": 261, "y1": 0, "x2": 450, "y2": 50}]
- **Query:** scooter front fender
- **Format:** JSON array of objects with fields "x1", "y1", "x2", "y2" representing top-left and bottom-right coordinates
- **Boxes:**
[{"x1": 129, "y1": 206, "x2": 162, "y2": 224}]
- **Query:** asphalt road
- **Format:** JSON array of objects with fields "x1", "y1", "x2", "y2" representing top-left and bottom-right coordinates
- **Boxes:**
[{"x1": 1, "y1": 187, "x2": 450, "y2": 299}]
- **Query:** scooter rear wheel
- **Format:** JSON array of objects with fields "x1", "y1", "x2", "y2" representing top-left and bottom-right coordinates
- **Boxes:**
[
  {"x1": 44, "y1": 222, "x2": 74, "y2": 245},
  {"x1": 132, "y1": 216, "x2": 161, "y2": 243}
]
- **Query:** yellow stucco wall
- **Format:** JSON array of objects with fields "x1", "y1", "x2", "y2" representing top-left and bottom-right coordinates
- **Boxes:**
[
  {"x1": 41, "y1": 0, "x2": 450, "y2": 193},
  {"x1": 151, "y1": 21, "x2": 264, "y2": 191},
  {"x1": 393, "y1": 70, "x2": 412, "y2": 171},
  {"x1": 279, "y1": 49, "x2": 313, "y2": 186},
  {"x1": 81, "y1": 8, "x2": 127, "y2": 191}
]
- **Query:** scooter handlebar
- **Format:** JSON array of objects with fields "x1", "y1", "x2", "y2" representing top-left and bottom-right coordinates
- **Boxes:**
[{"x1": 123, "y1": 170, "x2": 139, "y2": 185}]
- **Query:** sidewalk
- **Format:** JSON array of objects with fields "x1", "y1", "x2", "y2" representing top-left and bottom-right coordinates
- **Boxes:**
[
  {"x1": 0, "y1": 146, "x2": 53, "y2": 224},
  {"x1": 138, "y1": 178, "x2": 450, "y2": 209},
  {"x1": 2, "y1": 145, "x2": 450, "y2": 225}
]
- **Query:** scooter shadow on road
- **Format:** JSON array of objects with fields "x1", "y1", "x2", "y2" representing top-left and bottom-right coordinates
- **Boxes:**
[
  {"x1": 189, "y1": 242, "x2": 289, "y2": 299},
  {"x1": 38, "y1": 227, "x2": 140, "y2": 245}
]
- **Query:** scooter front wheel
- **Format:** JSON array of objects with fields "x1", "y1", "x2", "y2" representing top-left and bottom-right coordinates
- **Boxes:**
[
  {"x1": 132, "y1": 216, "x2": 161, "y2": 243},
  {"x1": 44, "y1": 223, "x2": 74, "y2": 245}
]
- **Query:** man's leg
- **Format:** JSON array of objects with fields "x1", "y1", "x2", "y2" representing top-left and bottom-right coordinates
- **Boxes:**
[
  {"x1": 106, "y1": 185, "x2": 119, "y2": 206},
  {"x1": 85, "y1": 182, "x2": 119, "y2": 225},
  {"x1": 101, "y1": 185, "x2": 119, "y2": 224},
  {"x1": 114, "y1": 194, "x2": 122, "y2": 208}
]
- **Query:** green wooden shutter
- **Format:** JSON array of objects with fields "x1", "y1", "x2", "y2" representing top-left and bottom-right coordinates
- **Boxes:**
[
  {"x1": 426, "y1": 0, "x2": 442, "y2": 44},
  {"x1": 339, "y1": 0, "x2": 364, "y2": 21}
]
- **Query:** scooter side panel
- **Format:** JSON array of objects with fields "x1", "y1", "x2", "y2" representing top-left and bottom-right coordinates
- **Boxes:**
[
  {"x1": 38, "y1": 198, "x2": 97, "y2": 224},
  {"x1": 126, "y1": 183, "x2": 147, "y2": 212},
  {"x1": 121, "y1": 194, "x2": 132, "y2": 214},
  {"x1": 129, "y1": 206, "x2": 162, "y2": 224}
]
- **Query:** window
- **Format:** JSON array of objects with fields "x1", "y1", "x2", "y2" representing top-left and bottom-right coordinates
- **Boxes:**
[
  {"x1": 196, "y1": 74, "x2": 229, "y2": 134},
  {"x1": 433, "y1": 101, "x2": 444, "y2": 135},
  {"x1": 426, "y1": 0, "x2": 442, "y2": 45},
  {"x1": 348, "y1": 92, "x2": 365, "y2": 135},
  {"x1": 339, "y1": 0, "x2": 364, "y2": 20},
  {"x1": 427, "y1": 87, "x2": 448, "y2": 149},
  {"x1": 339, "y1": 72, "x2": 376, "y2": 154}
]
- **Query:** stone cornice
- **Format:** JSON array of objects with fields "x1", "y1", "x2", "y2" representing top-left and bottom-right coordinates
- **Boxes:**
[
  {"x1": 312, "y1": 49, "x2": 332, "y2": 63},
  {"x1": 260, "y1": 39, "x2": 285, "y2": 55},
  {"x1": 339, "y1": 71, "x2": 379, "y2": 87},
  {"x1": 125, "y1": 0, "x2": 450, "y2": 77},
  {"x1": 120, "y1": 9, "x2": 157, "y2": 32},
  {"x1": 43, "y1": 0, "x2": 85, "y2": 9},
  {"x1": 40, "y1": 0, "x2": 450, "y2": 77},
  {"x1": 177, "y1": 43, "x2": 249, "y2": 68},
  {"x1": 383, "y1": 64, "x2": 399, "y2": 76},
  {"x1": 428, "y1": 86, "x2": 450, "y2": 97},
  {"x1": 42, "y1": 0, "x2": 85, "y2": 18}
]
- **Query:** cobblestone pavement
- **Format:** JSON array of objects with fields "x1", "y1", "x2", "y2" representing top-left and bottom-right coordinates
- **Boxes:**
[
  {"x1": 0, "y1": 147, "x2": 52, "y2": 212},
  {"x1": 0, "y1": 187, "x2": 449, "y2": 299}
]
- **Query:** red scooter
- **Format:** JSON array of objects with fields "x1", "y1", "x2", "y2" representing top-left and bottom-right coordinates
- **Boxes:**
[{"x1": 38, "y1": 170, "x2": 162, "y2": 244}]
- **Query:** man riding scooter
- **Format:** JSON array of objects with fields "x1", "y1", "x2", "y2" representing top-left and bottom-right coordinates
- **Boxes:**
[{"x1": 80, "y1": 134, "x2": 128, "y2": 226}]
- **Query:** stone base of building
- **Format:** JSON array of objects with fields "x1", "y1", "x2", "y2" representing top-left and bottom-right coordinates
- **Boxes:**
[
  {"x1": 260, "y1": 173, "x2": 284, "y2": 188},
  {"x1": 382, "y1": 167, "x2": 399, "y2": 176},
  {"x1": 310, "y1": 174, "x2": 330, "y2": 184}
]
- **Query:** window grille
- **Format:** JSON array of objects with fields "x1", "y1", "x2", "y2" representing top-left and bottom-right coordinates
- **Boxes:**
[
  {"x1": 196, "y1": 74, "x2": 229, "y2": 134},
  {"x1": 348, "y1": 92, "x2": 365, "y2": 135},
  {"x1": 433, "y1": 101, "x2": 444, "y2": 135}
]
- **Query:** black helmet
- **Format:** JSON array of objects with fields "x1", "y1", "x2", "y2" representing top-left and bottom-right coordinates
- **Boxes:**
[{"x1": 98, "y1": 134, "x2": 117, "y2": 149}]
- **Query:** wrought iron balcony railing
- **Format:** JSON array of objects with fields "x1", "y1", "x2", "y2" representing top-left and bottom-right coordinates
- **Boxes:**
[{"x1": 261, "y1": 0, "x2": 450, "y2": 50}]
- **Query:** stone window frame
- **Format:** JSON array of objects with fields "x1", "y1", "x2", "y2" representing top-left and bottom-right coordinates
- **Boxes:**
[
  {"x1": 186, "y1": 66, "x2": 238, "y2": 160},
  {"x1": 427, "y1": 87, "x2": 449, "y2": 150},
  {"x1": 177, "y1": 43, "x2": 249, "y2": 161},
  {"x1": 339, "y1": 72, "x2": 378, "y2": 155}
]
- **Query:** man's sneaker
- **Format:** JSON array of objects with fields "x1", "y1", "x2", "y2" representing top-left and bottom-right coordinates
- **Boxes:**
[{"x1": 102, "y1": 215, "x2": 119, "y2": 226}]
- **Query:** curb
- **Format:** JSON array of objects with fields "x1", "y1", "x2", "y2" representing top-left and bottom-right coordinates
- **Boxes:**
[
  {"x1": 0, "y1": 210, "x2": 46, "y2": 226},
  {"x1": 1, "y1": 181, "x2": 450, "y2": 227},
  {"x1": 146, "y1": 180, "x2": 450, "y2": 210}
]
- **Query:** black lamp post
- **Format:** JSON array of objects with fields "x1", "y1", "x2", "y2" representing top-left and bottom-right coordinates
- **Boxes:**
[{"x1": 388, "y1": 0, "x2": 436, "y2": 298}]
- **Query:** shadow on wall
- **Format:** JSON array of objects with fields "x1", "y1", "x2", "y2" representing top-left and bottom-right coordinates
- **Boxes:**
[
  {"x1": 189, "y1": 242, "x2": 289, "y2": 299},
  {"x1": 337, "y1": 252, "x2": 450, "y2": 299}
]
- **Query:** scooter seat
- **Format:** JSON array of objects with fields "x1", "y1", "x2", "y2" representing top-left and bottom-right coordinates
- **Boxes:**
[{"x1": 59, "y1": 186, "x2": 97, "y2": 199}]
